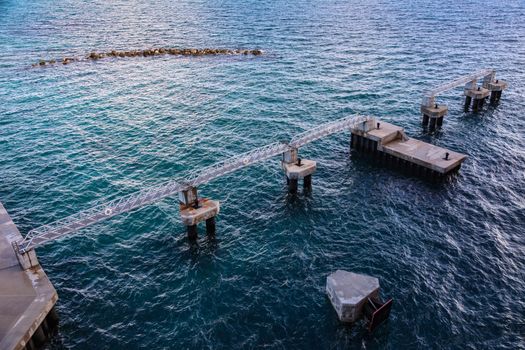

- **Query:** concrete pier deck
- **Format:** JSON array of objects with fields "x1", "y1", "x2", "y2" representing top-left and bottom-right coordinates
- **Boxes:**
[
  {"x1": 351, "y1": 120, "x2": 466, "y2": 177},
  {"x1": 0, "y1": 202, "x2": 58, "y2": 350}
]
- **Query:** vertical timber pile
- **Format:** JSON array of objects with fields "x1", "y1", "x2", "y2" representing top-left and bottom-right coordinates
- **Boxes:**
[
  {"x1": 178, "y1": 187, "x2": 219, "y2": 240},
  {"x1": 281, "y1": 148, "x2": 317, "y2": 193}
]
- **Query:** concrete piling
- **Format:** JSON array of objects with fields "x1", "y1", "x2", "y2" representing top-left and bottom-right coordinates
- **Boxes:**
[
  {"x1": 179, "y1": 187, "x2": 220, "y2": 241},
  {"x1": 303, "y1": 174, "x2": 312, "y2": 190},
  {"x1": 429, "y1": 117, "x2": 437, "y2": 131},
  {"x1": 282, "y1": 148, "x2": 316, "y2": 194},
  {"x1": 422, "y1": 114, "x2": 429, "y2": 127},
  {"x1": 487, "y1": 79, "x2": 508, "y2": 105},
  {"x1": 288, "y1": 178, "x2": 298, "y2": 193},
  {"x1": 464, "y1": 86, "x2": 489, "y2": 112},
  {"x1": 420, "y1": 104, "x2": 447, "y2": 129},
  {"x1": 187, "y1": 225, "x2": 198, "y2": 241},
  {"x1": 205, "y1": 217, "x2": 216, "y2": 236},
  {"x1": 464, "y1": 96, "x2": 472, "y2": 111}
]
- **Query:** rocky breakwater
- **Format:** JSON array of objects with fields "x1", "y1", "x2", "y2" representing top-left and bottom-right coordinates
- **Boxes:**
[{"x1": 32, "y1": 47, "x2": 263, "y2": 67}]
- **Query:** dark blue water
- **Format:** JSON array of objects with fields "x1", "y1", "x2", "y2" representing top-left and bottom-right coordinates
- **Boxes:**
[{"x1": 1, "y1": 0, "x2": 525, "y2": 348}]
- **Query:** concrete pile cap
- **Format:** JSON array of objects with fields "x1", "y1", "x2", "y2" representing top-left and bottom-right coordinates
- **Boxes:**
[
  {"x1": 464, "y1": 87, "x2": 490, "y2": 98},
  {"x1": 282, "y1": 159, "x2": 317, "y2": 180},
  {"x1": 327, "y1": 270, "x2": 379, "y2": 305},
  {"x1": 488, "y1": 80, "x2": 508, "y2": 91}
]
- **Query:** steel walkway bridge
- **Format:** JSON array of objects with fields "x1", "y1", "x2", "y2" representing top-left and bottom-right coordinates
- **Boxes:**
[
  {"x1": 16, "y1": 115, "x2": 372, "y2": 254},
  {"x1": 421, "y1": 68, "x2": 496, "y2": 107}
]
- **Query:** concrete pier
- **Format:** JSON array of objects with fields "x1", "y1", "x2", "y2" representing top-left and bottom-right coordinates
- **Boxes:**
[
  {"x1": 326, "y1": 270, "x2": 379, "y2": 323},
  {"x1": 464, "y1": 87, "x2": 490, "y2": 112},
  {"x1": 0, "y1": 202, "x2": 58, "y2": 350},
  {"x1": 351, "y1": 119, "x2": 466, "y2": 179},
  {"x1": 488, "y1": 80, "x2": 508, "y2": 104},
  {"x1": 179, "y1": 188, "x2": 220, "y2": 240},
  {"x1": 420, "y1": 104, "x2": 448, "y2": 130},
  {"x1": 282, "y1": 149, "x2": 316, "y2": 193}
]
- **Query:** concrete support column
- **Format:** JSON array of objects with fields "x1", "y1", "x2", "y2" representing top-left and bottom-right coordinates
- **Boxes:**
[
  {"x1": 490, "y1": 90, "x2": 497, "y2": 104},
  {"x1": 288, "y1": 178, "x2": 298, "y2": 193},
  {"x1": 179, "y1": 188, "x2": 220, "y2": 241},
  {"x1": 421, "y1": 104, "x2": 447, "y2": 129},
  {"x1": 187, "y1": 225, "x2": 198, "y2": 241},
  {"x1": 465, "y1": 87, "x2": 489, "y2": 113},
  {"x1": 429, "y1": 117, "x2": 437, "y2": 131},
  {"x1": 282, "y1": 151, "x2": 316, "y2": 194},
  {"x1": 422, "y1": 114, "x2": 429, "y2": 127},
  {"x1": 206, "y1": 217, "x2": 216, "y2": 236},
  {"x1": 179, "y1": 187, "x2": 198, "y2": 208},
  {"x1": 12, "y1": 243, "x2": 40, "y2": 270},
  {"x1": 472, "y1": 98, "x2": 480, "y2": 111},
  {"x1": 488, "y1": 80, "x2": 507, "y2": 105},
  {"x1": 32, "y1": 323, "x2": 47, "y2": 347},
  {"x1": 464, "y1": 96, "x2": 472, "y2": 111},
  {"x1": 304, "y1": 174, "x2": 312, "y2": 190}
]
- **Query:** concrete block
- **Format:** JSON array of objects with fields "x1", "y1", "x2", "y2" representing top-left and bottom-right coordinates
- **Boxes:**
[
  {"x1": 464, "y1": 87, "x2": 490, "y2": 99},
  {"x1": 179, "y1": 199, "x2": 219, "y2": 226},
  {"x1": 282, "y1": 148, "x2": 298, "y2": 164},
  {"x1": 488, "y1": 80, "x2": 508, "y2": 92},
  {"x1": 326, "y1": 270, "x2": 379, "y2": 323},
  {"x1": 178, "y1": 187, "x2": 198, "y2": 207},
  {"x1": 354, "y1": 118, "x2": 377, "y2": 133},
  {"x1": 420, "y1": 104, "x2": 448, "y2": 118},
  {"x1": 282, "y1": 159, "x2": 316, "y2": 180}
]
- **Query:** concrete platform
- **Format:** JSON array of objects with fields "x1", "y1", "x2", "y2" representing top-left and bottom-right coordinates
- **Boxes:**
[
  {"x1": 351, "y1": 120, "x2": 467, "y2": 176},
  {"x1": 420, "y1": 104, "x2": 448, "y2": 118},
  {"x1": 179, "y1": 199, "x2": 220, "y2": 226},
  {"x1": 383, "y1": 138, "x2": 466, "y2": 174},
  {"x1": 362, "y1": 122, "x2": 405, "y2": 149},
  {"x1": 326, "y1": 270, "x2": 379, "y2": 323},
  {"x1": 0, "y1": 202, "x2": 58, "y2": 350},
  {"x1": 282, "y1": 159, "x2": 317, "y2": 180},
  {"x1": 464, "y1": 87, "x2": 490, "y2": 99},
  {"x1": 488, "y1": 80, "x2": 508, "y2": 92}
]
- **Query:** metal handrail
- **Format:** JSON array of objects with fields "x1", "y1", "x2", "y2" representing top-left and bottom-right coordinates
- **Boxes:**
[{"x1": 18, "y1": 114, "x2": 372, "y2": 252}]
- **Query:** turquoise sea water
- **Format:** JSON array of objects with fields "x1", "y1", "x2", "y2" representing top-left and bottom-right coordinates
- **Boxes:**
[{"x1": 1, "y1": 0, "x2": 525, "y2": 349}]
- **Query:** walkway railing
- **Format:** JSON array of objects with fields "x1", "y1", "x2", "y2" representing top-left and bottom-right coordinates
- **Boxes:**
[{"x1": 18, "y1": 114, "x2": 372, "y2": 252}]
